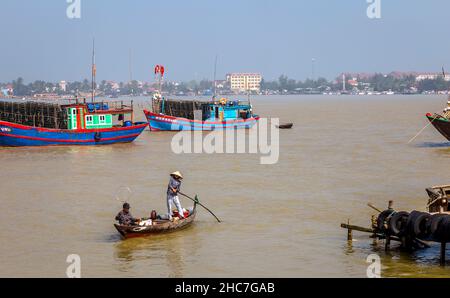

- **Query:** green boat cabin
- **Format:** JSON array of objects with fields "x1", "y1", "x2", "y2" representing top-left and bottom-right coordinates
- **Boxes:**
[{"x1": 64, "y1": 101, "x2": 134, "y2": 130}]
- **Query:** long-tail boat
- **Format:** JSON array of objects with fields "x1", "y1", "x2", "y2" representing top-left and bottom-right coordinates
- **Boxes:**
[
  {"x1": 114, "y1": 204, "x2": 197, "y2": 239},
  {"x1": 0, "y1": 99, "x2": 148, "y2": 146}
]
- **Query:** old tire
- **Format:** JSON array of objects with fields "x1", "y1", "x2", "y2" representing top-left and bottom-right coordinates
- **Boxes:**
[
  {"x1": 377, "y1": 209, "x2": 395, "y2": 233},
  {"x1": 406, "y1": 211, "x2": 431, "y2": 238},
  {"x1": 434, "y1": 216, "x2": 450, "y2": 242},
  {"x1": 94, "y1": 132, "x2": 102, "y2": 142},
  {"x1": 429, "y1": 214, "x2": 449, "y2": 238},
  {"x1": 388, "y1": 211, "x2": 409, "y2": 236}
]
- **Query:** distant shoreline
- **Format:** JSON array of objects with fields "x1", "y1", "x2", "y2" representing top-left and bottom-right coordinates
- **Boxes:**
[{"x1": 0, "y1": 93, "x2": 446, "y2": 103}]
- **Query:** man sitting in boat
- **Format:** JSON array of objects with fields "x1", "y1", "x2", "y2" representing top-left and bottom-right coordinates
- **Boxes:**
[
  {"x1": 167, "y1": 171, "x2": 185, "y2": 220},
  {"x1": 115, "y1": 203, "x2": 140, "y2": 226}
]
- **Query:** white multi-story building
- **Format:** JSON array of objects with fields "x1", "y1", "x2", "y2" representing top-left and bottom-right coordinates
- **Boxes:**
[
  {"x1": 226, "y1": 73, "x2": 262, "y2": 93},
  {"x1": 416, "y1": 73, "x2": 450, "y2": 81},
  {"x1": 59, "y1": 81, "x2": 67, "y2": 92}
]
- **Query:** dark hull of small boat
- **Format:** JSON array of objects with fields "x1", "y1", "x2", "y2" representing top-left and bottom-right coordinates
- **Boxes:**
[
  {"x1": 277, "y1": 123, "x2": 293, "y2": 129},
  {"x1": 427, "y1": 114, "x2": 450, "y2": 141},
  {"x1": 114, "y1": 208, "x2": 197, "y2": 239}
]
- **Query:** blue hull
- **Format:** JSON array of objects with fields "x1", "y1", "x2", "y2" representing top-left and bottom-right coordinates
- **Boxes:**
[
  {"x1": 144, "y1": 110, "x2": 259, "y2": 131},
  {"x1": 0, "y1": 121, "x2": 148, "y2": 147}
]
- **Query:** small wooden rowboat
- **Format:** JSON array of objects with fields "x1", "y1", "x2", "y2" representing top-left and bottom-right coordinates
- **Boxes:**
[
  {"x1": 114, "y1": 204, "x2": 197, "y2": 239},
  {"x1": 277, "y1": 123, "x2": 293, "y2": 129}
]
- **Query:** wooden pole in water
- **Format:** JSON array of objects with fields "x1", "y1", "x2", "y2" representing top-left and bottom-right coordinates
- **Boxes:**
[
  {"x1": 388, "y1": 200, "x2": 394, "y2": 210},
  {"x1": 371, "y1": 215, "x2": 378, "y2": 243},
  {"x1": 400, "y1": 236, "x2": 406, "y2": 249},
  {"x1": 368, "y1": 203, "x2": 382, "y2": 213},
  {"x1": 385, "y1": 235, "x2": 391, "y2": 251},
  {"x1": 441, "y1": 242, "x2": 446, "y2": 265},
  {"x1": 347, "y1": 219, "x2": 353, "y2": 241}
]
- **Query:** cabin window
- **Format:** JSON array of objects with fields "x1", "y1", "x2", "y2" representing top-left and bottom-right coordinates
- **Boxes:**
[
  {"x1": 85, "y1": 115, "x2": 93, "y2": 124},
  {"x1": 99, "y1": 115, "x2": 106, "y2": 124}
]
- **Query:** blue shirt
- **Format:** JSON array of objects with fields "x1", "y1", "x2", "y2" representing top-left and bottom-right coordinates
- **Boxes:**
[{"x1": 167, "y1": 176, "x2": 181, "y2": 197}]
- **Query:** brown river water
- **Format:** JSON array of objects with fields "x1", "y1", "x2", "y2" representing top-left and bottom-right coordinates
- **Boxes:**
[{"x1": 1, "y1": 95, "x2": 450, "y2": 278}]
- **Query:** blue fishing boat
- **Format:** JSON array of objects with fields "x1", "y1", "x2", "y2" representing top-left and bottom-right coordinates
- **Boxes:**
[
  {"x1": 0, "y1": 41, "x2": 148, "y2": 147},
  {"x1": 0, "y1": 100, "x2": 148, "y2": 147},
  {"x1": 144, "y1": 97, "x2": 259, "y2": 131}
]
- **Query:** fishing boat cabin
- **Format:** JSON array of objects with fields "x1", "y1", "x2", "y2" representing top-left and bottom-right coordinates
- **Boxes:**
[
  {"x1": 63, "y1": 100, "x2": 135, "y2": 130},
  {"x1": 426, "y1": 185, "x2": 450, "y2": 214}
]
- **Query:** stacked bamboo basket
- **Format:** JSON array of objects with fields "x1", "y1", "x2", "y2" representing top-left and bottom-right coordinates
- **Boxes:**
[
  {"x1": 0, "y1": 101, "x2": 67, "y2": 129},
  {"x1": 152, "y1": 98, "x2": 206, "y2": 120}
]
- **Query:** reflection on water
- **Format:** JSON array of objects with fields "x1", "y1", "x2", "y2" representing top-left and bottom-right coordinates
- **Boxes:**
[
  {"x1": 343, "y1": 237, "x2": 450, "y2": 277},
  {"x1": 415, "y1": 142, "x2": 450, "y2": 148},
  {"x1": 113, "y1": 225, "x2": 200, "y2": 277}
]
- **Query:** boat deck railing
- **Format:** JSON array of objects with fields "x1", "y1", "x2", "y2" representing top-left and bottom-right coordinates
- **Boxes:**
[{"x1": 63, "y1": 100, "x2": 134, "y2": 114}]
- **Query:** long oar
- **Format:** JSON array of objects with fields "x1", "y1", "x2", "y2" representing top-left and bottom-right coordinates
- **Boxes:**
[{"x1": 179, "y1": 192, "x2": 221, "y2": 223}]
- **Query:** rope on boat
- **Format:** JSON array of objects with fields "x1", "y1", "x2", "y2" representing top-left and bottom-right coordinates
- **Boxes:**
[{"x1": 407, "y1": 114, "x2": 439, "y2": 144}]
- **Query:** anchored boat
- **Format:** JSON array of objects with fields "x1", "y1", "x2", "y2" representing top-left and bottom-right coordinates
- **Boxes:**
[
  {"x1": 114, "y1": 204, "x2": 197, "y2": 239},
  {"x1": 426, "y1": 96, "x2": 450, "y2": 141},
  {"x1": 144, "y1": 96, "x2": 259, "y2": 131},
  {"x1": 426, "y1": 112, "x2": 450, "y2": 141},
  {"x1": 0, "y1": 99, "x2": 148, "y2": 146}
]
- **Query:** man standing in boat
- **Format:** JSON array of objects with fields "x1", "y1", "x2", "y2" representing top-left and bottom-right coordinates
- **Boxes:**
[{"x1": 167, "y1": 171, "x2": 185, "y2": 220}]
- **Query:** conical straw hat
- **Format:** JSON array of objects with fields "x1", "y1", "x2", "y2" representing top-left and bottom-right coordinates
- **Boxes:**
[{"x1": 171, "y1": 171, "x2": 183, "y2": 179}]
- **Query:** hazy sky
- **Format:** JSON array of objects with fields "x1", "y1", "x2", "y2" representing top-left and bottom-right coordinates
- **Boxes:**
[{"x1": 1, "y1": 0, "x2": 449, "y2": 83}]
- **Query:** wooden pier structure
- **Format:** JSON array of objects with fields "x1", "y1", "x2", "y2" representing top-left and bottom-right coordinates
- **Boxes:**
[{"x1": 342, "y1": 188, "x2": 450, "y2": 266}]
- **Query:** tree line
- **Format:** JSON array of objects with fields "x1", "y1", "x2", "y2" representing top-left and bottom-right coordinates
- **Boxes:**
[{"x1": 3, "y1": 74, "x2": 450, "y2": 97}]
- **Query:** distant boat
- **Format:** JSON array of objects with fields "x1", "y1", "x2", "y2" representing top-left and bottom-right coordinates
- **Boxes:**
[
  {"x1": 0, "y1": 100, "x2": 147, "y2": 146},
  {"x1": 277, "y1": 123, "x2": 293, "y2": 129},
  {"x1": 144, "y1": 97, "x2": 259, "y2": 131}
]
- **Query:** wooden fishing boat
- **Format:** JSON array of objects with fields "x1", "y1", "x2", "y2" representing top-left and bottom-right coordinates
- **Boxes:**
[
  {"x1": 426, "y1": 113, "x2": 450, "y2": 141},
  {"x1": 276, "y1": 123, "x2": 293, "y2": 129},
  {"x1": 114, "y1": 204, "x2": 197, "y2": 239},
  {"x1": 0, "y1": 100, "x2": 148, "y2": 146},
  {"x1": 425, "y1": 96, "x2": 450, "y2": 141},
  {"x1": 144, "y1": 97, "x2": 259, "y2": 131},
  {"x1": 0, "y1": 43, "x2": 148, "y2": 147}
]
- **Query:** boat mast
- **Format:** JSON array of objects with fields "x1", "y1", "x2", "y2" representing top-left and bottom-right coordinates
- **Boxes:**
[
  {"x1": 213, "y1": 55, "x2": 218, "y2": 101},
  {"x1": 129, "y1": 48, "x2": 133, "y2": 97},
  {"x1": 91, "y1": 39, "x2": 96, "y2": 103}
]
